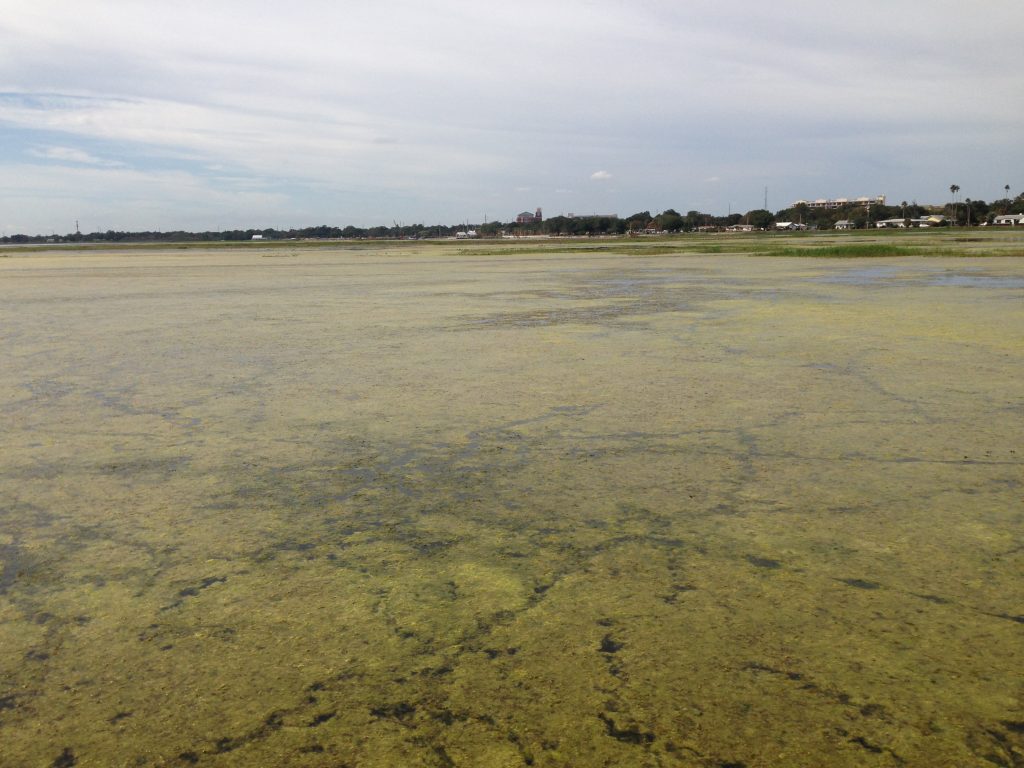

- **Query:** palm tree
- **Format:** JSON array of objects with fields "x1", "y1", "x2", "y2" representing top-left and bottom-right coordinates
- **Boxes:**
[
  {"x1": 950, "y1": 184, "x2": 960, "y2": 224},
  {"x1": 965, "y1": 198, "x2": 971, "y2": 226}
]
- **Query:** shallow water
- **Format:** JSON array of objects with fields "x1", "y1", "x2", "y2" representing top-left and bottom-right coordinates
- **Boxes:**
[{"x1": 1, "y1": 247, "x2": 1022, "y2": 767}]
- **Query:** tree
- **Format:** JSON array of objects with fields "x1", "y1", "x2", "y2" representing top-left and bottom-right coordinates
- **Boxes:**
[
  {"x1": 950, "y1": 184, "x2": 960, "y2": 225},
  {"x1": 745, "y1": 209, "x2": 774, "y2": 230},
  {"x1": 655, "y1": 209, "x2": 684, "y2": 232},
  {"x1": 626, "y1": 211, "x2": 651, "y2": 233}
]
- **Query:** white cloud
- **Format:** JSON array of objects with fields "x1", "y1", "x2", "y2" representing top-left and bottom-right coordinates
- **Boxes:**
[
  {"x1": 28, "y1": 145, "x2": 122, "y2": 166},
  {"x1": 2, "y1": 92, "x2": 509, "y2": 187},
  {"x1": 0, "y1": 0, "x2": 1022, "y2": 232}
]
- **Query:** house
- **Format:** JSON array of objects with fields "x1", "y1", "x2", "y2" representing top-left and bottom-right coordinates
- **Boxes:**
[
  {"x1": 726, "y1": 223, "x2": 755, "y2": 233},
  {"x1": 251, "y1": 234, "x2": 264, "y2": 240},
  {"x1": 993, "y1": 213, "x2": 1024, "y2": 225},
  {"x1": 875, "y1": 216, "x2": 947, "y2": 228},
  {"x1": 775, "y1": 221, "x2": 808, "y2": 231},
  {"x1": 835, "y1": 220, "x2": 854, "y2": 230}
]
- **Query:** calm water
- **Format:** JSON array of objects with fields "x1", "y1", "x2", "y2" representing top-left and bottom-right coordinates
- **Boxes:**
[{"x1": 1, "y1": 246, "x2": 1022, "y2": 767}]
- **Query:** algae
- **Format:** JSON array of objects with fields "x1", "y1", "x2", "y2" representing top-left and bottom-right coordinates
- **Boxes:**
[{"x1": 1, "y1": 243, "x2": 1022, "y2": 767}]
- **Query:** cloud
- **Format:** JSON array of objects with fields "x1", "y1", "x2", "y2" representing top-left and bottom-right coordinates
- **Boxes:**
[
  {"x1": 0, "y1": 1, "x2": 1022, "y2": 233},
  {"x1": 28, "y1": 145, "x2": 123, "y2": 166},
  {"x1": 2, "y1": 92, "x2": 508, "y2": 188}
]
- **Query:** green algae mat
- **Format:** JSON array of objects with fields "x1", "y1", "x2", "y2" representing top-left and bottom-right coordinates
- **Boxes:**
[{"x1": 1, "y1": 243, "x2": 1022, "y2": 767}]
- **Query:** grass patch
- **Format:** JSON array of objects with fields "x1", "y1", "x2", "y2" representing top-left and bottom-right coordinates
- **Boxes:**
[
  {"x1": 759, "y1": 243, "x2": 920, "y2": 258},
  {"x1": 4, "y1": 228, "x2": 1021, "y2": 259},
  {"x1": 458, "y1": 242, "x2": 755, "y2": 258},
  {"x1": 758, "y1": 243, "x2": 1024, "y2": 258}
]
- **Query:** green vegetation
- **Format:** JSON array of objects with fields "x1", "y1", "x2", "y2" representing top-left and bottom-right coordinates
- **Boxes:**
[
  {"x1": 3, "y1": 246, "x2": 1023, "y2": 766},
  {"x1": 759, "y1": 243, "x2": 921, "y2": 258},
  {"x1": 4, "y1": 227, "x2": 1022, "y2": 260},
  {"x1": 5, "y1": 193, "x2": 1023, "y2": 246}
]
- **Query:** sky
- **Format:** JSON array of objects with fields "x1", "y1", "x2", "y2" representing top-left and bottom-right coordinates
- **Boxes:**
[{"x1": 2, "y1": 0, "x2": 1022, "y2": 235}]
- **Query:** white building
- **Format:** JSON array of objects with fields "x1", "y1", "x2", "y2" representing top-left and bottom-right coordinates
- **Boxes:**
[
  {"x1": 793, "y1": 195, "x2": 885, "y2": 209},
  {"x1": 872, "y1": 216, "x2": 948, "y2": 228},
  {"x1": 993, "y1": 213, "x2": 1024, "y2": 225}
]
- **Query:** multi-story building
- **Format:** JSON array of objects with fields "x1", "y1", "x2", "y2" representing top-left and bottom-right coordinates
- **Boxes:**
[
  {"x1": 515, "y1": 208, "x2": 543, "y2": 224},
  {"x1": 792, "y1": 195, "x2": 886, "y2": 209}
]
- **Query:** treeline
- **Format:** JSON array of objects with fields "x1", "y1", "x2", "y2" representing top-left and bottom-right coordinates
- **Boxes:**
[
  {"x1": 774, "y1": 196, "x2": 1024, "y2": 230},
  {"x1": 4, "y1": 196, "x2": 1022, "y2": 244},
  {"x1": 0, "y1": 212, "x2": 758, "y2": 243}
]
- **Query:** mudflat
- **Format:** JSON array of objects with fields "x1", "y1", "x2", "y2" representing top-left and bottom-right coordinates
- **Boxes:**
[{"x1": 1, "y1": 240, "x2": 1022, "y2": 767}]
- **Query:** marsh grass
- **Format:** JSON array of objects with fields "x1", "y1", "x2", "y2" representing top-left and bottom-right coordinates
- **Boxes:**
[
  {"x1": 3, "y1": 227, "x2": 1022, "y2": 259},
  {"x1": 757, "y1": 243, "x2": 920, "y2": 258},
  {"x1": 758, "y1": 244, "x2": 1024, "y2": 258}
]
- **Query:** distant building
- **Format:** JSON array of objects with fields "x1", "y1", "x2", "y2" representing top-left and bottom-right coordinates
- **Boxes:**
[
  {"x1": 993, "y1": 213, "x2": 1024, "y2": 225},
  {"x1": 455, "y1": 230, "x2": 478, "y2": 239},
  {"x1": 874, "y1": 215, "x2": 946, "y2": 228},
  {"x1": 793, "y1": 195, "x2": 886, "y2": 209},
  {"x1": 567, "y1": 212, "x2": 618, "y2": 219},
  {"x1": 875, "y1": 217, "x2": 942, "y2": 228},
  {"x1": 835, "y1": 220, "x2": 854, "y2": 230},
  {"x1": 725, "y1": 223, "x2": 755, "y2": 232},
  {"x1": 516, "y1": 207, "x2": 543, "y2": 224},
  {"x1": 775, "y1": 221, "x2": 808, "y2": 231},
  {"x1": 251, "y1": 234, "x2": 264, "y2": 240}
]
